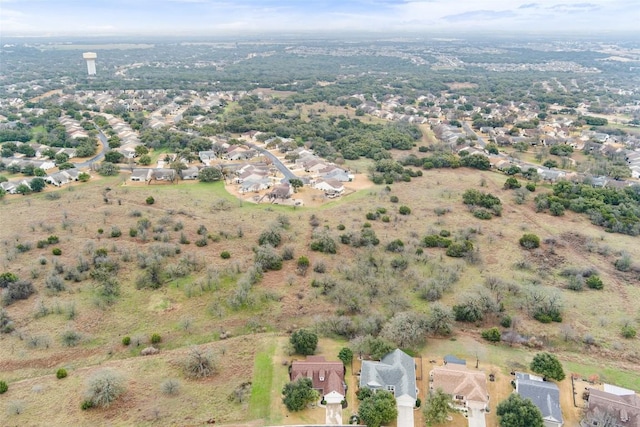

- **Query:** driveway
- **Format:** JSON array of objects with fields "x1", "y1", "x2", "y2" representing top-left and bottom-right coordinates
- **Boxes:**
[
  {"x1": 325, "y1": 402, "x2": 342, "y2": 425},
  {"x1": 467, "y1": 406, "x2": 487, "y2": 427}
]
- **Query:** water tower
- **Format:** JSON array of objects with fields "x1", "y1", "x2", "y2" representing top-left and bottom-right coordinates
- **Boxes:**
[{"x1": 82, "y1": 52, "x2": 97, "y2": 76}]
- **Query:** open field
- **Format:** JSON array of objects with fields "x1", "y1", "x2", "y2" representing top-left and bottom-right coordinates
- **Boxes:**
[{"x1": 0, "y1": 165, "x2": 639, "y2": 425}]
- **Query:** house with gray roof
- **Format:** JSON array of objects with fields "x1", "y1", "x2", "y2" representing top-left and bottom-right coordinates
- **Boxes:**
[
  {"x1": 515, "y1": 372, "x2": 563, "y2": 427},
  {"x1": 359, "y1": 349, "x2": 417, "y2": 427}
]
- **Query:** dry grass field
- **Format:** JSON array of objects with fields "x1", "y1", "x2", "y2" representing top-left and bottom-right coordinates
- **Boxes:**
[{"x1": 0, "y1": 163, "x2": 639, "y2": 425}]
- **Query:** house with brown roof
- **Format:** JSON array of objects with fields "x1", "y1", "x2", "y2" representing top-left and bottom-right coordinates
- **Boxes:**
[
  {"x1": 430, "y1": 364, "x2": 489, "y2": 427},
  {"x1": 583, "y1": 385, "x2": 640, "y2": 427},
  {"x1": 290, "y1": 356, "x2": 346, "y2": 404}
]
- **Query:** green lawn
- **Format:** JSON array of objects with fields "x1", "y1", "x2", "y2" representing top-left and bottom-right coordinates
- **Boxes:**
[{"x1": 249, "y1": 342, "x2": 276, "y2": 420}]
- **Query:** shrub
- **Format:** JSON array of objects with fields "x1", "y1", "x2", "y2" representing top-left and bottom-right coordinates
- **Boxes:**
[
  {"x1": 0, "y1": 380, "x2": 7, "y2": 394},
  {"x1": 390, "y1": 195, "x2": 399, "y2": 203},
  {"x1": 473, "y1": 209, "x2": 493, "y2": 220},
  {"x1": 84, "y1": 369, "x2": 125, "y2": 408},
  {"x1": 161, "y1": 379, "x2": 181, "y2": 395},
  {"x1": 398, "y1": 205, "x2": 411, "y2": 215},
  {"x1": 310, "y1": 233, "x2": 337, "y2": 254},
  {"x1": 122, "y1": 336, "x2": 131, "y2": 346},
  {"x1": 129, "y1": 228, "x2": 138, "y2": 237},
  {"x1": 526, "y1": 183, "x2": 536, "y2": 192},
  {"x1": 81, "y1": 400, "x2": 94, "y2": 410},
  {"x1": 146, "y1": 196, "x2": 155, "y2": 205},
  {"x1": 61, "y1": 330, "x2": 82, "y2": 347},
  {"x1": 500, "y1": 315, "x2": 512, "y2": 328},
  {"x1": 56, "y1": 368, "x2": 68, "y2": 379},
  {"x1": 519, "y1": 233, "x2": 540, "y2": 249},
  {"x1": 481, "y1": 327, "x2": 501, "y2": 342},
  {"x1": 2, "y1": 280, "x2": 35, "y2": 306},
  {"x1": 446, "y1": 241, "x2": 473, "y2": 258},
  {"x1": 281, "y1": 246, "x2": 294, "y2": 260},
  {"x1": 150, "y1": 333, "x2": 161, "y2": 344},
  {"x1": 258, "y1": 228, "x2": 282, "y2": 247},
  {"x1": 220, "y1": 251, "x2": 231, "y2": 259},
  {"x1": 52, "y1": 247, "x2": 62, "y2": 256},
  {"x1": 254, "y1": 245, "x2": 283, "y2": 271},
  {"x1": 586, "y1": 275, "x2": 604, "y2": 290},
  {"x1": 0, "y1": 308, "x2": 15, "y2": 333},
  {"x1": 337, "y1": 224, "x2": 346, "y2": 230},
  {"x1": 622, "y1": 325, "x2": 637, "y2": 339},
  {"x1": 183, "y1": 346, "x2": 217, "y2": 379}
]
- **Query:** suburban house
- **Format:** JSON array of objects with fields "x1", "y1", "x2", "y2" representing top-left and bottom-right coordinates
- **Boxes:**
[
  {"x1": 582, "y1": 385, "x2": 640, "y2": 427},
  {"x1": 45, "y1": 168, "x2": 82, "y2": 187},
  {"x1": 290, "y1": 356, "x2": 346, "y2": 404},
  {"x1": 181, "y1": 167, "x2": 199, "y2": 180},
  {"x1": 359, "y1": 349, "x2": 418, "y2": 427},
  {"x1": 151, "y1": 168, "x2": 176, "y2": 182},
  {"x1": 515, "y1": 372, "x2": 563, "y2": 427},
  {"x1": 130, "y1": 168, "x2": 152, "y2": 182},
  {"x1": 238, "y1": 178, "x2": 271, "y2": 194},
  {"x1": 430, "y1": 364, "x2": 489, "y2": 427},
  {"x1": 313, "y1": 178, "x2": 344, "y2": 196}
]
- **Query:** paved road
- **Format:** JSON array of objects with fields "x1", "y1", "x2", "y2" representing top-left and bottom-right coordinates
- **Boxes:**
[
  {"x1": 246, "y1": 143, "x2": 298, "y2": 182},
  {"x1": 462, "y1": 122, "x2": 487, "y2": 148},
  {"x1": 74, "y1": 128, "x2": 109, "y2": 169}
]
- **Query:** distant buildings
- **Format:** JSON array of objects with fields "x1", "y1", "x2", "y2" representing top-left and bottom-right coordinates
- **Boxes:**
[{"x1": 82, "y1": 52, "x2": 97, "y2": 76}]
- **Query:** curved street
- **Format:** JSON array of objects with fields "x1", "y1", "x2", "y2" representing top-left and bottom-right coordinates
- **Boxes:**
[
  {"x1": 74, "y1": 128, "x2": 109, "y2": 169},
  {"x1": 246, "y1": 143, "x2": 298, "y2": 182}
]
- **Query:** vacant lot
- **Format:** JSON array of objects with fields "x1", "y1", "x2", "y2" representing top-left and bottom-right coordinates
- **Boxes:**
[{"x1": 1, "y1": 166, "x2": 638, "y2": 425}]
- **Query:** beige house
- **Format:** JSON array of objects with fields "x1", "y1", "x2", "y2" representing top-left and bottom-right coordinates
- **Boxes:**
[{"x1": 430, "y1": 364, "x2": 489, "y2": 427}]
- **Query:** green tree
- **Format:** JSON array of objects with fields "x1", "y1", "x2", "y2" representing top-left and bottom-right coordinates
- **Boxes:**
[
  {"x1": 97, "y1": 162, "x2": 119, "y2": 176},
  {"x1": 290, "y1": 329, "x2": 318, "y2": 355},
  {"x1": 358, "y1": 390, "x2": 398, "y2": 427},
  {"x1": 530, "y1": 352, "x2": 565, "y2": 381},
  {"x1": 423, "y1": 388, "x2": 454, "y2": 425},
  {"x1": 338, "y1": 347, "x2": 353, "y2": 365},
  {"x1": 289, "y1": 178, "x2": 303, "y2": 192},
  {"x1": 30, "y1": 177, "x2": 46, "y2": 192},
  {"x1": 138, "y1": 154, "x2": 151, "y2": 166},
  {"x1": 496, "y1": 393, "x2": 544, "y2": 427},
  {"x1": 282, "y1": 378, "x2": 318, "y2": 411},
  {"x1": 104, "y1": 151, "x2": 125, "y2": 163},
  {"x1": 199, "y1": 167, "x2": 222, "y2": 182}
]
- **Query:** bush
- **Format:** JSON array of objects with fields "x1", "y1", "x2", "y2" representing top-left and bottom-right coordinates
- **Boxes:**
[
  {"x1": 150, "y1": 333, "x2": 161, "y2": 344},
  {"x1": 586, "y1": 275, "x2": 604, "y2": 290},
  {"x1": 519, "y1": 233, "x2": 540, "y2": 249},
  {"x1": 84, "y1": 369, "x2": 125, "y2": 408},
  {"x1": 0, "y1": 380, "x2": 7, "y2": 394},
  {"x1": 310, "y1": 233, "x2": 337, "y2": 254},
  {"x1": 52, "y1": 247, "x2": 62, "y2": 256},
  {"x1": 161, "y1": 378, "x2": 181, "y2": 395},
  {"x1": 110, "y1": 226, "x2": 122, "y2": 238},
  {"x1": 129, "y1": 228, "x2": 138, "y2": 237},
  {"x1": 622, "y1": 325, "x2": 637, "y2": 339},
  {"x1": 2, "y1": 280, "x2": 35, "y2": 306},
  {"x1": 61, "y1": 330, "x2": 82, "y2": 347},
  {"x1": 398, "y1": 205, "x2": 411, "y2": 215},
  {"x1": 146, "y1": 196, "x2": 155, "y2": 205},
  {"x1": 122, "y1": 336, "x2": 131, "y2": 346},
  {"x1": 81, "y1": 400, "x2": 94, "y2": 410},
  {"x1": 500, "y1": 315, "x2": 512, "y2": 328},
  {"x1": 526, "y1": 183, "x2": 536, "y2": 192},
  {"x1": 446, "y1": 241, "x2": 473, "y2": 258},
  {"x1": 56, "y1": 368, "x2": 68, "y2": 379},
  {"x1": 481, "y1": 327, "x2": 501, "y2": 342},
  {"x1": 390, "y1": 195, "x2": 399, "y2": 203},
  {"x1": 220, "y1": 251, "x2": 231, "y2": 259},
  {"x1": 337, "y1": 224, "x2": 346, "y2": 230},
  {"x1": 258, "y1": 228, "x2": 282, "y2": 247},
  {"x1": 183, "y1": 346, "x2": 217, "y2": 379},
  {"x1": 473, "y1": 209, "x2": 493, "y2": 220}
]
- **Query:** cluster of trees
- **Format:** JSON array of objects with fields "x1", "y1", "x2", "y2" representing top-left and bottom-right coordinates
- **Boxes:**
[
  {"x1": 535, "y1": 181, "x2": 640, "y2": 235},
  {"x1": 462, "y1": 189, "x2": 503, "y2": 219},
  {"x1": 403, "y1": 152, "x2": 491, "y2": 171}
]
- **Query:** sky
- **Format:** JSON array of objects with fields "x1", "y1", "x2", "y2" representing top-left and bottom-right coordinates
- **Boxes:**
[{"x1": 0, "y1": 0, "x2": 638, "y2": 37}]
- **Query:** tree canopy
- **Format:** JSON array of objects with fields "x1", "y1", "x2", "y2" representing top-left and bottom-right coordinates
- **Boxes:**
[
  {"x1": 290, "y1": 329, "x2": 318, "y2": 356},
  {"x1": 358, "y1": 390, "x2": 398, "y2": 427},
  {"x1": 530, "y1": 352, "x2": 565, "y2": 381},
  {"x1": 496, "y1": 394, "x2": 544, "y2": 427},
  {"x1": 282, "y1": 378, "x2": 318, "y2": 412},
  {"x1": 423, "y1": 388, "x2": 454, "y2": 425}
]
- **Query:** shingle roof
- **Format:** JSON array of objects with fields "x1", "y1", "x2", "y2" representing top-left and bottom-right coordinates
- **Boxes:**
[
  {"x1": 360, "y1": 349, "x2": 417, "y2": 400},
  {"x1": 516, "y1": 373, "x2": 563, "y2": 424},
  {"x1": 587, "y1": 388, "x2": 640, "y2": 427},
  {"x1": 430, "y1": 364, "x2": 488, "y2": 404},
  {"x1": 290, "y1": 356, "x2": 345, "y2": 397}
]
